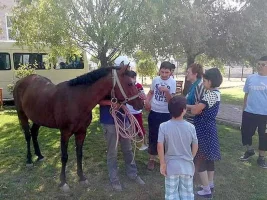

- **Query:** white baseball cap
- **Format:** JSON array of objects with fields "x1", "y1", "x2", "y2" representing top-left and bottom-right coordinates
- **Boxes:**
[{"x1": 114, "y1": 56, "x2": 130, "y2": 67}]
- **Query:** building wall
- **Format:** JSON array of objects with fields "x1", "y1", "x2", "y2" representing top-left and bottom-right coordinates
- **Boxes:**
[{"x1": 0, "y1": 0, "x2": 16, "y2": 40}]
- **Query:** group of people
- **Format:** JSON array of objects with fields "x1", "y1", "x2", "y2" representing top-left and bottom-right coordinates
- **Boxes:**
[{"x1": 98, "y1": 55, "x2": 267, "y2": 199}]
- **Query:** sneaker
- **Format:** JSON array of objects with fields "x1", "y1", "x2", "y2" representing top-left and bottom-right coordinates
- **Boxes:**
[
  {"x1": 240, "y1": 150, "x2": 255, "y2": 161},
  {"x1": 139, "y1": 144, "x2": 148, "y2": 151},
  {"x1": 111, "y1": 180, "x2": 123, "y2": 192},
  {"x1": 257, "y1": 158, "x2": 267, "y2": 169},
  {"x1": 197, "y1": 185, "x2": 215, "y2": 192},
  {"x1": 130, "y1": 176, "x2": 145, "y2": 185},
  {"x1": 197, "y1": 189, "x2": 212, "y2": 198},
  {"x1": 147, "y1": 159, "x2": 155, "y2": 170}
]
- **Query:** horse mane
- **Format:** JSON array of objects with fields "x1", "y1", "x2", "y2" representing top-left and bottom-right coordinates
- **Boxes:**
[{"x1": 68, "y1": 67, "x2": 113, "y2": 86}]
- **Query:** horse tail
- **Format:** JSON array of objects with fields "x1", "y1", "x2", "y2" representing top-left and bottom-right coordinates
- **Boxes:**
[{"x1": 13, "y1": 79, "x2": 29, "y2": 130}]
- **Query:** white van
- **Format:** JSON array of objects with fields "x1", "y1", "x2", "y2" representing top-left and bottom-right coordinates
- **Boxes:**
[{"x1": 0, "y1": 40, "x2": 92, "y2": 100}]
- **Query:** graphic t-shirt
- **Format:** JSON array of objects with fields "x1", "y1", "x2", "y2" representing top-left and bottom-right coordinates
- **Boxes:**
[
  {"x1": 244, "y1": 73, "x2": 267, "y2": 115},
  {"x1": 150, "y1": 76, "x2": 176, "y2": 113}
]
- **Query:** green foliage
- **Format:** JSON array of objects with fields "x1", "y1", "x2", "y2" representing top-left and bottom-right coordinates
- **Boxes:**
[
  {"x1": 134, "y1": 50, "x2": 157, "y2": 79},
  {"x1": 195, "y1": 54, "x2": 225, "y2": 74},
  {"x1": 7, "y1": 64, "x2": 36, "y2": 94},
  {"x1": 136, "y1": 59, "x2": 157, "y2": 79},
  {"x1": 140, "y1": 0, "x2": 267, "y2": 67},
  {"x1": 12, "y1": 0, "x2": 146, "y2": 67}
]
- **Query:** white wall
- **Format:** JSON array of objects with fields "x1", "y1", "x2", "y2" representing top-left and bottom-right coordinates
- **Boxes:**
[{"x1": 0, "y1": 0, "x2": 16, "y2": 40}]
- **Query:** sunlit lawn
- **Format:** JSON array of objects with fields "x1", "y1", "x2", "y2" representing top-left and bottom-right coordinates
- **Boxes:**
[
  {"x1": 0, "y1": 107, "x2": 266, "y2": 200},
  {"x1": 220, "y1": 87, "x2": 244, "y2": 105}
]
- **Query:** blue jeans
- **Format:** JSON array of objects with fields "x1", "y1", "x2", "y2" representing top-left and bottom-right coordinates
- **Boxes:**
[{"x1": 102, "y1": 124, "x2": 138, "y2": 183}]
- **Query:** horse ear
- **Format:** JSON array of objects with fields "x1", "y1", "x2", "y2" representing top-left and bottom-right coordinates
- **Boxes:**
[{"x1": 118, "y1": 63, "x2": 129, "y2": 74}]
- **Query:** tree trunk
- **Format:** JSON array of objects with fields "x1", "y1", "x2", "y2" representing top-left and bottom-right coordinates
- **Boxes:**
[
  {"x1": 228, "y1": 66, "x2": 231, "y2": 81},
  {"x1": 241, "y1": 65, "x2": 244, "y2": 81},
  {"x1": 99, "y1": 48, "x2": 108, "y2": 67},
  {"x1": 182, "y1": 55, "x2": 195, "y2": 96}
]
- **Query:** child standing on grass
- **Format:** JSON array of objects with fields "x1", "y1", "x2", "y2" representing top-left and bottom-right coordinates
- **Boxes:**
[
  {"x1": 158, "y1": 95, "x2": 198, "y2": 200},
  {"x1": 187, "y1": 68, "x2": 223, "y2": 198},
  {"x1": 145, "y1": 61, "x2": 176, "y2": 170},
  {"x1": 126, "y1": 70, "x2": 148, "y2": 150}
]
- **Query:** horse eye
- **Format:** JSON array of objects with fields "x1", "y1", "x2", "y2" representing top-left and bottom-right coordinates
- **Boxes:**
[{"x1": 128, "y1": 83, "x2": 133, "y2": 86}]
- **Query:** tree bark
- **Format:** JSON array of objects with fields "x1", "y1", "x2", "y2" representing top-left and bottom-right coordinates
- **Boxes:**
[
  {"x1": 241, "y1": 65, "x2": 244, "y2": 81},
  {"x1": 182, "y1": 55, "x2": 195, "y2": 96}
]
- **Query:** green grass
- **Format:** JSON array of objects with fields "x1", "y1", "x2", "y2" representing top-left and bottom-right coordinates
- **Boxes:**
[
  {"x1": 0, "y1": 108, "x2": 267, "y2": 200},
  {"x1": 220, "y1": 87, "x2": 244, "y2": 105}
]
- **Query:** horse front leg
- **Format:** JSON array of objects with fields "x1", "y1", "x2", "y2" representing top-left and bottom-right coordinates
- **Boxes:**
[
  {"x1": 59, "y1": 131, "x2": 71, "y2": 192},
  {"x1": 75, "y1": 132, "x2": 88, "y2": 185}
]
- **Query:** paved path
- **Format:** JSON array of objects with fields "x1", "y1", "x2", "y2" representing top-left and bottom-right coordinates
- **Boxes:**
[{"x1": 217, "y1": 103, "x2": 242, "y2": 128}]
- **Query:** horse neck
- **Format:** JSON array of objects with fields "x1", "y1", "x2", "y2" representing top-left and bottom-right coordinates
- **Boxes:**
[{"x1": 84, "y1": 74, "x2": 113, "y2": 109}]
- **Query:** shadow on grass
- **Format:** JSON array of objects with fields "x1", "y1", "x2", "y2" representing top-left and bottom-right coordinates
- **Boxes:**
[
  {"x1": 1, "y1": 110, "x2": 267, "y2": 200},
  {"x1": 220, "y1": 93, "x2": 243, "y2": 105}
]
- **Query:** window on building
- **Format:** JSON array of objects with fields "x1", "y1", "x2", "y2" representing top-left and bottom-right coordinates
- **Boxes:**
[
  {"x1": 6, "y1": 15, "x2": 14, "y2": 40},
  {"x1": 0, "y1": 53, "x2": 11, "y2": 70},
  {"x1": 13, "y1": 53, "x2": 48, "y2": 70}
]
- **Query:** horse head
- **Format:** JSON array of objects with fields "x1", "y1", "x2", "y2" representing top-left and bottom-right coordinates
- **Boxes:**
[{"x1": 111, "y1": 64, "x2": 144, "y2": 110}]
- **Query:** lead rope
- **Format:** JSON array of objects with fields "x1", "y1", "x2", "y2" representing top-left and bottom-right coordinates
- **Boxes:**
[{"x1": 110, "y1": 101, "x2": 144, "y2": 164}]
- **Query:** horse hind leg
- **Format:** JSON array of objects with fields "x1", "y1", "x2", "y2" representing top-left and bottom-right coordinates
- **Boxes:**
[
  {"x1": 17, "y1": 111, "x2": 33, "y2": 166},
  {"x1": 31, "y1": 123, "x2": 44, "y2": 161},
  {"x1": 59, "y1": 130, "x2": 71, "y2": 192}
]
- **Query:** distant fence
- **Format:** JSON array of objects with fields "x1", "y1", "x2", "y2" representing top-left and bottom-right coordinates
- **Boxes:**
[{"x1": 223, "y1": 66, "x2": 253, "y2": 78}]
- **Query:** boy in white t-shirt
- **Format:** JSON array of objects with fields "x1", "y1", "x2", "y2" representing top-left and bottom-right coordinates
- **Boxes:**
[{"x1": 145, "y1": 61, "x2": 177, "y2": 170}]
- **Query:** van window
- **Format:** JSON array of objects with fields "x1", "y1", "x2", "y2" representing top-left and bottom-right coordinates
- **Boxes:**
[
  {"x1": 13, "y1": 53, "x2": 48, "y2": 70},
  {"x1": 0, "y1": 53, "x2": 11, "y2": 70},
  {"x1": 54, "y1": 55, "x2": 84, "y2": 70}
]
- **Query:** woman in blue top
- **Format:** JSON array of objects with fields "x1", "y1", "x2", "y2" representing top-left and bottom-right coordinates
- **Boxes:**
[
  {"x1": 185, "y1": 63, "x2": 205, "y2": 124},
  {"x1": 187, "y1": 68, "x2": 223, "y2": 198}
]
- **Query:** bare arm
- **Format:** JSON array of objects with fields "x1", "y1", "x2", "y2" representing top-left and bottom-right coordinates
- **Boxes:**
[
  {"x1": 190, "y1": 103, "x2": 206, "y2": 115},
  {"x1": 144, "y1": 90, "x2": 154, "y2": 111},
  {"x1": 243, "y1": 93, "x2": 248, "y2": 111},
  {"x1": 191, "y1": 143, "x2": 198, "y2": 157},
  {"x1": 157, "y1": 142, "x2": 166, "y2": 176},
  {"x1": 165, "y1": 91, "x2": 174, "y2": 102}
]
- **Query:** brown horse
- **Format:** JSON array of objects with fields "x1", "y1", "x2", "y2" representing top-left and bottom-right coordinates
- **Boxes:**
[{"x1": 13, "y1": 65, "x2": 143, "y2": 191}]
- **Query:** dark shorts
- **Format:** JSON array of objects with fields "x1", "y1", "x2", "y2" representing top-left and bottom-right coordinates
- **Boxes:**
[
  {"x1": 148, "y1": 110, "x2": 171, "y2": 155},
  {"x1": 241, "y1": 111, "x2": 267, "y2": 151}
]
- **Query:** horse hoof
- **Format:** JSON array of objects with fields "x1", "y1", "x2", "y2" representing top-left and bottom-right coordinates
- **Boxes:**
[
  {"x1": 80, "y1": 179, "x2": 89, "y2": 187},
  {"x1": 26, "y1": 163, "x2": 34, "y2": 167},
  {"x1": 60, "y1": 183, "x2": 70, "y2": 193}
]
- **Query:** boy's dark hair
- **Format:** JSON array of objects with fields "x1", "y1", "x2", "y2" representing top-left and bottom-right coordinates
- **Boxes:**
[
  {"x1": 160, "y1": 61, "x2": 173, "y2": 71},
  {"x1": 203, "y1": 68, "x2": 223, "y2": 88},
  {"x1": 171, "y1": 64, "x2": 176, "y2": 70},
  {"x1": 259, "y1": 56, "x2": 267, "y2": 61},
  {"x1": 127, "y1": 70, "x2": 137, "y2": 78},
  {"x1": 188, "y1": 63, "x2": 204, "y2": 79},
  {"x1": 168, "y1": 95, "x2": 187, "y2": 118}
]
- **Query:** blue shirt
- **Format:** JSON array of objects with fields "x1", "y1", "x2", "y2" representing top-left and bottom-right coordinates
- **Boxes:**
[
  {"x1": 99, "y1": 105, "x2": 128, "y2": 124},
  {"x1": 99, "y1": 105, "x2": 114, "y2": 124},
  {"x1": 244, "y1": 73, "x2": 267, "y2": 115}
]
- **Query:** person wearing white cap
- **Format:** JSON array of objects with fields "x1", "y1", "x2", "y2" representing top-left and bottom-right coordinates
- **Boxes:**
[
  {"x1": 114, "y1": 55, "x2": 130, "y2": 67},
  {"x1": 99, "y1": 55, "x2": 145, "y2": 192}
]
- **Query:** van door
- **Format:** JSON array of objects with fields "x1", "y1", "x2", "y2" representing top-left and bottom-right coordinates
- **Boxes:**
[{"x1": 0, "y1": 53, "x2": 13, "y2": 100}]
